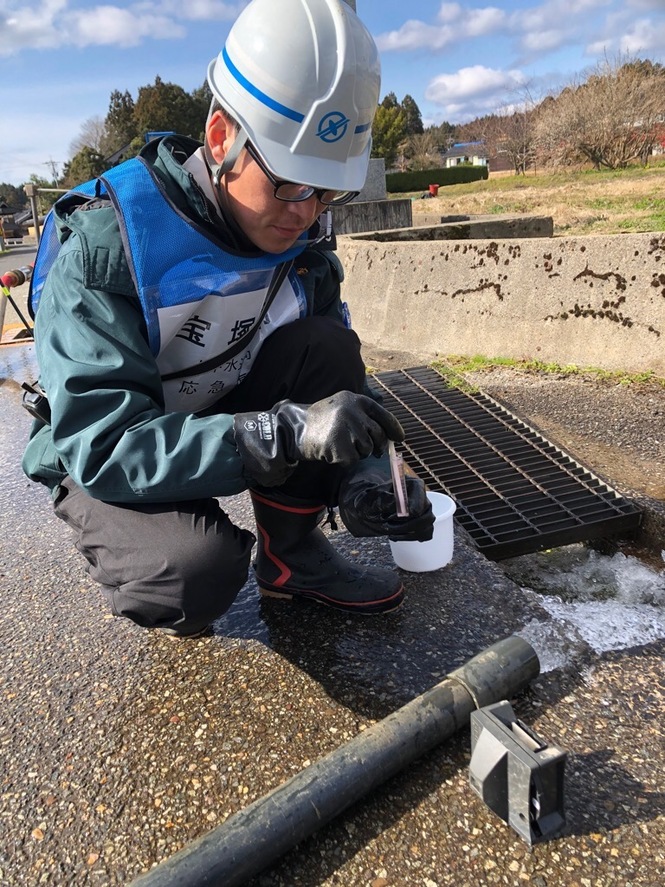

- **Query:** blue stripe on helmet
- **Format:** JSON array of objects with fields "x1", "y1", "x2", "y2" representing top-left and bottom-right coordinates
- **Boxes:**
[
  {"x1": 354, "y1": 122, "x2": 371, "y2": 134},
  {"x1": 222, "y1": 47, "x2": 305, "y2": 123}
]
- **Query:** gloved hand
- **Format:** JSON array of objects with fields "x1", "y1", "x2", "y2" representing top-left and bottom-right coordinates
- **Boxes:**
[
  {"x1": 337, "y1": 457, "x2": 435, "y2": 542},
  {"x1": 234, "y1": 391, "x2": 405, "y2": 487}
]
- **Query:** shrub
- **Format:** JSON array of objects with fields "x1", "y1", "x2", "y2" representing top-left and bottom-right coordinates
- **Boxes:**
[{"x1": 386, "y1": 166, "x2": 489, "y2": 193}]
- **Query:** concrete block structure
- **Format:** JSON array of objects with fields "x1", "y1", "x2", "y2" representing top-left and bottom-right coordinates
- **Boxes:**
[{"x1": 338, "y1": 230, "x2": 665, "y2": 376}]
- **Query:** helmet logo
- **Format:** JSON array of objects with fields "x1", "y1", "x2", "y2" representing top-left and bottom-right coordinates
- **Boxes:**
[{"x1": 316, "y1": 111, "x2": 350, "y2": 143}]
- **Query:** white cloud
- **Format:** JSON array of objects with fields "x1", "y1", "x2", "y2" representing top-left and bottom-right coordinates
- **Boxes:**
[
  {"x1": 465, "y1": 7, "x2": 506, "y2": 37},
  {"x1": 586, "y1": 39, "x2": 610, "y2": 55},
  {"x1": 510, "y1": 0, "x2": 614, "y2": 60},
  {"x1": 516, "y1": 0, "x2": 610, "y2": 30},
  {"x1": 374, "y1": 0, "x2": 627, "y2": 65},
  {"x1": 425, "y1": 64, "x2": 527, "y2": 119},
  {"x1": 375, "y1": 0, "x2": 620, "y2": 58},
  {"x1": 0, "y1": 0, "x2": 242, "y2": 57},
  {"x1": 139, "y1": 0, "x2": 246, "y2": 22},
  {"x1": 68, "y1": 7, "x2": 184, "y2": 47},
  {"x1": 0, "y1": 0, "x2": 65, "y2": 54},
  {"x1": 427, "y1": 65, "x2": 527, "y2": 101},
  {"x1": 376, "y1": 0, "x2": 665, "y2": 72},
  {"x1": 626, "y1": 0, "x2": 664, "y2": 9},
  {"x1": 179, "y1": 0, "x2": 245, "y2": 19},
  {"x1": 375, "y1": 4, "x2": 506, "y2": 53},
  {"x1": 583, "y1": 9, "x2": 665, "y2": 60},
  {"x1": 619, "y1": 19, "x2": 665, "y2": 55},
  {"x1": 437, "y1": 2, "x2": 506, "y2": 35},
  {"x1": 436, "y1": 3, "x2": 462, "y2": 24},
  {"x1": 521, "y1": 28, "x2": 568, "y2": 53},
  {"x1": 375, "y1": 20, "x2": 455, "y2": 52}
]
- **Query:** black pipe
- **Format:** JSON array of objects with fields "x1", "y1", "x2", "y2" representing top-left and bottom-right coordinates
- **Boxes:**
[
  {"x1": 5, "y1": 293, "x2": 34, "y2": 336},
  {"x1": 131, "y1": 635, "x2": 539, "y2": 887}
]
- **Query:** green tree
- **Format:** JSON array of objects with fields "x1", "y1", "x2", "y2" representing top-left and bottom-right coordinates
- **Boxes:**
[
  {"x1": 62, "y1": 147, "x2": 107, "y2": 188},
  {"x1": 28, "y1": 175, "x2": 61, "y2": 213},
  {"x1": 427, "y1": 121, "x2": 457, "y2": 152},
  {"x1": 0, "y1": 183, "x2": 27, "y2": 209},
  {"x1": 381, "y1": 91, "x2": 399, "y2": 110},
  {"x1": 190, "y1": 81, "x2": 214, "y2": 141},
  {"x1": 401, "y1": 94, "x2": 424, "y2": 135},
  {"x1": 134, "y1": 76, "x2": 203, "y2": 140},
  {"x1": 371, "y1": 104, "x2": 407, "y2": 168},
  {"x1": 104, "y1": 90, "x2": 138, "y2": 156}
]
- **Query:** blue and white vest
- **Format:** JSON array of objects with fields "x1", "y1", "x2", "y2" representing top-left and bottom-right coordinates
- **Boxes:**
[{"x1": 31, "y1": 158, "x2": 308, "y2": 413}]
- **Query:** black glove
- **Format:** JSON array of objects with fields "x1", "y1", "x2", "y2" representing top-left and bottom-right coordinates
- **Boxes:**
[
  {"x1": 337, "y1": 456, "x2": 435, "y2": 542},
  {"x1": 234, "y1": 391, "x2": 405, "y2": 487}
]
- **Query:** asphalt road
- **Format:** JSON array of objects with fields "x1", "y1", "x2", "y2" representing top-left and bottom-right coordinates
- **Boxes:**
[{"x1": 0, "y1": 244, "x2": 663, "y2": 886}]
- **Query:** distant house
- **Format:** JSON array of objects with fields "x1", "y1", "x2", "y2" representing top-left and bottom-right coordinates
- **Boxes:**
[
  {"x1": 0, "y1": 200, "x2": 28, "y2": 238},
  {"x1": 440, "y1": 142, "x2": 489, "y2": 168},
  {"x1": 0, "y1": 200, "x2": 17, "y2": 221}
]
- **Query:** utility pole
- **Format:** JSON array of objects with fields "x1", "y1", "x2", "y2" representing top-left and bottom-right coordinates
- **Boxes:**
[{"x1": 43, "y1": 158, "x2": 60, "y2": 187}]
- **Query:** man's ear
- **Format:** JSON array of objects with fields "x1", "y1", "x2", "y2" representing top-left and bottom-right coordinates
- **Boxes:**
[{"x1": 206, "y1": 111, "x2": 234, "y2": 165}]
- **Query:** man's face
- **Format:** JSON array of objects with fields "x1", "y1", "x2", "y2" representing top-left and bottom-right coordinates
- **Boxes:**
[{"x1": 208, "y1": 113, "x2": 323, "y2": 254}]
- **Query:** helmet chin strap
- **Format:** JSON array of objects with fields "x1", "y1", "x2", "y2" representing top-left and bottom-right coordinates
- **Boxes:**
[{"x1": 206, "y1": 127, "x2": 249, "y2": 187}]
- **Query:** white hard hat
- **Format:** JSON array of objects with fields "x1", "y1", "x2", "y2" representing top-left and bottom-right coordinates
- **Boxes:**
[{"x1": 207, "y1": 0, "x2": 381, "y2": 192}]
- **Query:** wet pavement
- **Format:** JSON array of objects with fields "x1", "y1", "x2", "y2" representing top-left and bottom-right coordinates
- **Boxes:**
[{"x1": 1, "y1": 268, "x2": 664, "y2": 886}]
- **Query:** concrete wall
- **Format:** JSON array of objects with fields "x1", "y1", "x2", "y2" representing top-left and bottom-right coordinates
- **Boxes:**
[
  {"x1": 338, "y1": 231, "x2": 665, "y2": 375},
  {"x1": 332, "y1": 198, "x2": 413, "y2": 235},
  {"x1": 354, "y1": 214, "x2": 554, "y2": 240},
  {"x1": 356, "y1": 158, "x2": 387, "y2": 202}
]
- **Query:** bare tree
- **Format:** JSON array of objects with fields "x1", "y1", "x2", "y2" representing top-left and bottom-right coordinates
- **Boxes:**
[
  {"x1": 535, "y1": 55, "x2": 665, "y2": 170},
  {"x1": 494, "y1": 85, "x2": 540, "y2": 175},
  {"x1": 453, "y1": 111, "x2": 532, "y2": 175},
  {"x1": 403, "y1": 131, "x2": 441, "y2": 171},
  {"x1": 69, "y1": 116, "x2": 109, "y2": 158}
]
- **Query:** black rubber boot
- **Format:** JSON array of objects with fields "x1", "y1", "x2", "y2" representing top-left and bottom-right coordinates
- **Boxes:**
[{"x1": 250, "y1": 490, "x2": 404, "y2": 614}]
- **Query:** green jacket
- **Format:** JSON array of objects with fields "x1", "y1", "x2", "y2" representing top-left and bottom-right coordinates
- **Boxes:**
[{"x1": 22, "y1": 136, "x2": 347, "y2": 503}]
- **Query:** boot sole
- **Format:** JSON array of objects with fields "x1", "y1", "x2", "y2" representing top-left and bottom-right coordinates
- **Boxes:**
[{"x1": 258, "y1": 584, "x2": 405, "y2": 614}]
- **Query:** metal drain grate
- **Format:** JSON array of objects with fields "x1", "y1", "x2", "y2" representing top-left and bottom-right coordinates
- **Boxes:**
[{"x1": 372, "y1": 367, "x2": 642, "y2": 560}]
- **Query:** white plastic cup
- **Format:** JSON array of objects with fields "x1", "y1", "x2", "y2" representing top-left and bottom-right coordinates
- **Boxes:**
[{"x1": 389, "y1": 491, "x2": 457, "y2": 572}]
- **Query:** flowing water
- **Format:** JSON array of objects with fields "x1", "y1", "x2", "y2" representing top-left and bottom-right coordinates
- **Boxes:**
[{"x1": 504, "y1": 543, "x2": 665, "y2": 672}]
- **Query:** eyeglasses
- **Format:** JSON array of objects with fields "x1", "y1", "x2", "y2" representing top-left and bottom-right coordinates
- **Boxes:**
[{"x1": 245, "y1": 141, "x2": 358, "y2": 207}]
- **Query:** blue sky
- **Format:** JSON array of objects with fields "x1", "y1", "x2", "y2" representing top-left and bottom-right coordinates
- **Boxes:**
[{"x1": 2, "y1": 0, "x2": 665, "y2": 186}]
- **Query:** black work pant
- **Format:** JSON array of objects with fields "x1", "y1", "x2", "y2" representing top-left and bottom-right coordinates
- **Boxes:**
[{"x1": 53, "y1": 317, "x2": 367, "y2": 634}]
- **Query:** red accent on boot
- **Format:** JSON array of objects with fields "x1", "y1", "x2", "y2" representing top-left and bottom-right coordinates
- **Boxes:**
[
  {"x1": 251, "y1": 490, "x2": 324, "y2": 515},
  {"x1": 255, "y1": 522, "x2": 292, "y2": 588}
]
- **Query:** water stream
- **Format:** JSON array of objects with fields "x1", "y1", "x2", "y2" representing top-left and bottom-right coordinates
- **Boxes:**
[{"x1": 502, "y1": 543, "x2": 665, "y2": 672}]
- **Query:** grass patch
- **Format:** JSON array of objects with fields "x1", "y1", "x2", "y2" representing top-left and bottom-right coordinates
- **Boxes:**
[
  {"x1": 633, "y1": 197, "x2": 665, "y2": 211},
  {"x1": 431, "y1": 354, "x2": 665, "y2": 390},
  {"x1": 617, "y1": 213, "x2": 665, "y2": 232},
  {"x1": 405, "y1": 160, "x2": 665, "y2": 236}
]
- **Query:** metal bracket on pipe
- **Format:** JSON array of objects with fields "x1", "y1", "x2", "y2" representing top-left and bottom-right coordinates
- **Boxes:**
[{"x1": 469, "y1": 699, "x2": 567, "y2": 846}]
